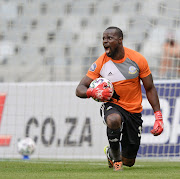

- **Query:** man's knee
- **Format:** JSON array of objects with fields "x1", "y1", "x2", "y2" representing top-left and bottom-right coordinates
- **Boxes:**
[
  {"x1": 106, "y1": 113, "x2": 122, "y2": 129},
  {"x1": 122, "y1": 157, "x2": 135, "y2": 167}
]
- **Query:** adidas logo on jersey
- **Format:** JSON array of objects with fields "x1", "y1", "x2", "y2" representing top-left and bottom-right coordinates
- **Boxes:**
[{"x1": 108, "y1": 72, "x2": 113, "y2": 76}]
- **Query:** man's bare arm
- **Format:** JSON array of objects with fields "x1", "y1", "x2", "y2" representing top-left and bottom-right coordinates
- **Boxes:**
[
  {"x1": 141, "y1": 74, "x2": 160, "y2": 112},
  {"x1": 76, "y1": 76, "x2": 93, "y2": 98}
]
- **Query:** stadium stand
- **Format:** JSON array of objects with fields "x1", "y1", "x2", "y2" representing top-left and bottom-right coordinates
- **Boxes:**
[{"x1": 0, "y1": 0, "x2": 180, "y2": 81}]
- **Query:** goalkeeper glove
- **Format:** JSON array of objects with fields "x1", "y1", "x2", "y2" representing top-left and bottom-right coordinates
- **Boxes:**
[
  {"x1": 151, "y1": 111, "x2": 164, "y2": 136},
  {"x1": 86, "y1": 82, "x2": 113, "y2": 101}
]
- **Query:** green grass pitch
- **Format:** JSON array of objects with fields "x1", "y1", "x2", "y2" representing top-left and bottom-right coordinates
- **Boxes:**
[{"x1": 0, "y1": 160, "x2": 179, "y2": 179}]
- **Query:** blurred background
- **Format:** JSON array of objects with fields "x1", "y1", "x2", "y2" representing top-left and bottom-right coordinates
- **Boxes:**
[
  {"x1": 0, "y1": 0, "x2": 180, "y2": 82},
  {"x1": 0, "y1": 0, "x2": 179, "y2": 160}
]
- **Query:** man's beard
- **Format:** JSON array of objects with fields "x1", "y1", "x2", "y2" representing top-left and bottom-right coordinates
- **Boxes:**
[{"x1": 106, "y1": 47, "x2": 118, "y2": 59}]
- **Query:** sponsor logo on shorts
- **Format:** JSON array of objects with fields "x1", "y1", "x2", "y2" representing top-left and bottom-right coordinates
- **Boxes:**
[
  {"x1": 128, "y1": 66, "x2": 137, "y2": 74},
  {"x1": 106, "y1": 106, "x2": 113, "y2": 111}
]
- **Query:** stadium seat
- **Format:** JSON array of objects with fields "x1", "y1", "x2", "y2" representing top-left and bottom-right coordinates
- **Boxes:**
[{"x1": 0, "y1": 0, "x2": 179, "y2": 81}]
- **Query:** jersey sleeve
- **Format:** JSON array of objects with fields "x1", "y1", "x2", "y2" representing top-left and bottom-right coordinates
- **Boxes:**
[
  {"x1": 86, "y1": 53, "x2": 105, "y2": 80},
  {"x1": 138, "y1": 55, "x2": 151, "y2": 78}
]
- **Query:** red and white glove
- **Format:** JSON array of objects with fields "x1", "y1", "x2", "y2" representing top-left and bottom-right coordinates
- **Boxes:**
[
  {"x1": 86, "y1": 82, "x2": 113, "y2": 102},
  {"x1": 151, "y1": 111, "x2": 164, "y2": 136}
]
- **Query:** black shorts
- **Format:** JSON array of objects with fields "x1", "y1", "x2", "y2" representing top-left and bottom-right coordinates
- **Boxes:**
[{"x1": 100, "y1": 102, "x2": 143, "y2": 159}]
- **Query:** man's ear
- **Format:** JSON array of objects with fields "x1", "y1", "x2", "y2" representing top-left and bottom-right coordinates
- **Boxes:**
[{"x1": 118, "y1": 37, "x2": 123, "y2": 44}]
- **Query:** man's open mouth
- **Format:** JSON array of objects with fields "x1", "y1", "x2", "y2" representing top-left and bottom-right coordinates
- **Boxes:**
[{"x1": 104, "y1": 46, "x2": 110, "y2": 54}]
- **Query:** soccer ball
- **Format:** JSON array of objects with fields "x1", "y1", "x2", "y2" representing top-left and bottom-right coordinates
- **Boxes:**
[
  {"x1": 17, "y1": 137, "x2": 35, "y2": 156},
  {"x1": 89, "y1": 77, "x2": 114, "y2": 102}
]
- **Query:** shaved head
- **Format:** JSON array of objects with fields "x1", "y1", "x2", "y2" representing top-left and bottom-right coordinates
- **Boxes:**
[{"x1": 106, "y1": 26, "x2": 123, "y2": 39}]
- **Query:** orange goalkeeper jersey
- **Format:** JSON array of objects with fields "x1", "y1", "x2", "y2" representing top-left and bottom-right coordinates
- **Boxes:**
[{"x1": 86, "y1": 47, "x2": 151, "y2": 113}]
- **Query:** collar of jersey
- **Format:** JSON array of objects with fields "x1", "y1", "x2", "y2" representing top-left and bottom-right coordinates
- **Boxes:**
[{"x1": 110, "y1": 54, "x2": 126, "y2": 63}]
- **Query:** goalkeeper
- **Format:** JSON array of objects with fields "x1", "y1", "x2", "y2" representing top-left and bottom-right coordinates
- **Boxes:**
[{"x1": 76, "y1": 26, "x2": 164, "y2": 171}]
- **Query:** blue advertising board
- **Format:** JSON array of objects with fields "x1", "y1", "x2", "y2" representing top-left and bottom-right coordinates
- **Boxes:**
[{"x1": 138, "y1": 80, "x2": 180, "y2": 157}]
